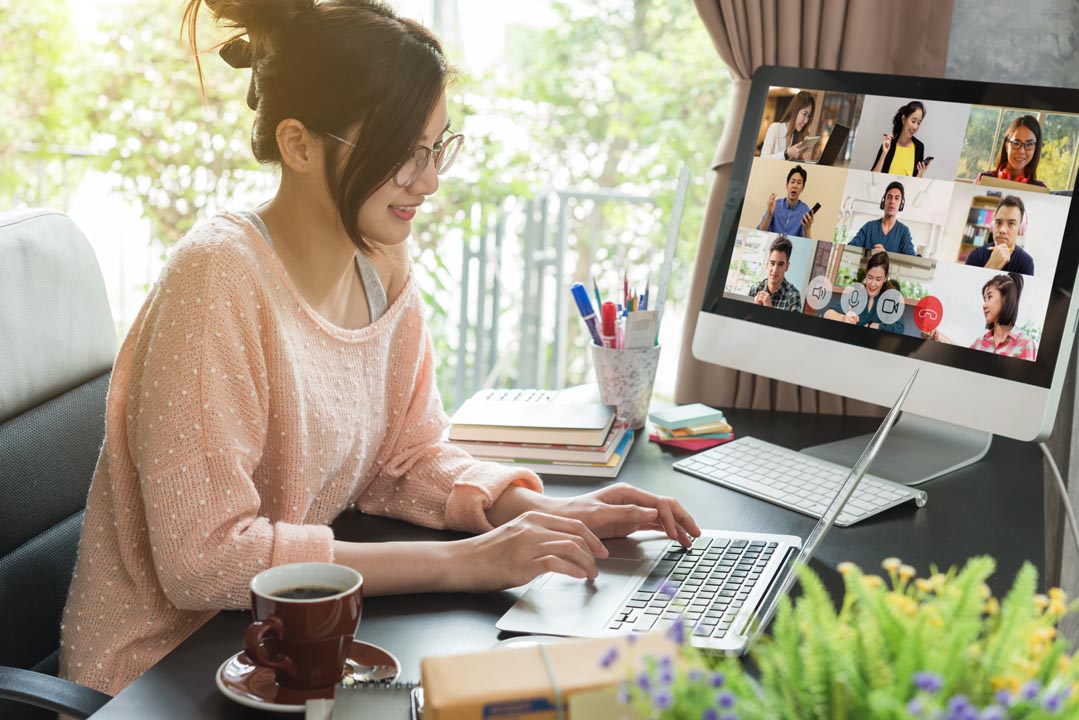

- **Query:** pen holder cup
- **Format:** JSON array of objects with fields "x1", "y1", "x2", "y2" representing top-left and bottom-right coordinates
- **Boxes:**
[{"x1": 590, "y1": 343, "x2": 661, "y2": 430}]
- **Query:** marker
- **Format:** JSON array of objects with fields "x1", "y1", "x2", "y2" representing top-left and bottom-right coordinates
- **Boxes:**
[
  {"x1": 570, "y1": 282, "x2": 604, "y2": 346},
  {"x1": 601, "y1": 301, "x2": 617, "y2": 348},
  {"x1": 592, "y1": 276, "x2": 603, "y2": 311},
  {"x1": 641, "y1": 279, "x2": 649, "y2": 311}
]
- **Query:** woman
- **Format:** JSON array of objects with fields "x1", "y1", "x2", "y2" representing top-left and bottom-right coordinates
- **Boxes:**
[
  {"x1": 871, "y1": 100, "x2": 930, "y2": 177},
  {"x1": 760, "y1": 90, "x2": 816, "y2": 161},
  {"x1": 975, "y1": 115, "x2": 1047, "y2": 188},
  {"x1": 59, "y1": 0, "x2": 699, "y2": 697},
  {"x1": 970, "y1": 273, "x2": 1037, "y2": 359},
  {"x1": 823, "y1": 252, "x2": 905, "y2": 334}
]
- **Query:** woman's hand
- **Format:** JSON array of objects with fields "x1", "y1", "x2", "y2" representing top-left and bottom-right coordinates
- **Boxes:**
[
  {"x1": 844, "y1": 311, "x2": 860, "y2": 324},
  {"x1": 455, "y1": 511, "x2": 609, "y2": 592},
  {"x1": 880, "y1": 133, "x2": 893, "y2": 154},
  {"x1": 788, "y1": 141, "x2": 807, "y2": 160},
  {"x1": 540, "y1": 483, "x2": 701, "y2": 548}
]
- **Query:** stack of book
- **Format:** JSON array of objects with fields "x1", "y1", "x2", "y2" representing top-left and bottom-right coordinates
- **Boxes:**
[
  {"x1": 446, "y1": 389, "x2": 635, "y2": 477},
  {"x1": 647, "y1": 403, "x2": 733, "y2": 451}
]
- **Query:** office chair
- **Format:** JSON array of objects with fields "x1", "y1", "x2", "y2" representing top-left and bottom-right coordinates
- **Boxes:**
[{"x1": 0, "y1": 210, "x2": 118, "y2": 719}]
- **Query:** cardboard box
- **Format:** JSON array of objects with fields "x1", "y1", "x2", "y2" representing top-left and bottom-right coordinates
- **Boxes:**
[{"x1": 421, "y1": 634, "x2": 675, "y2": 720}]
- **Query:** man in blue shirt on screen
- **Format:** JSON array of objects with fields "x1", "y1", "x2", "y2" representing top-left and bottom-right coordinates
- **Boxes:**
[
  {"x1": 757, "y1": 165, "x2": 815, "y2": 238},
  {"x1": 847, "y1": 181, "x2": 916, "y2": 255}
]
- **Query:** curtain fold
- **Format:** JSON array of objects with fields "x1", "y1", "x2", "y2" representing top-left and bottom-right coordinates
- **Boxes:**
[{"x1": 677, "y1": 0, "x2": 955, "y2": 414}]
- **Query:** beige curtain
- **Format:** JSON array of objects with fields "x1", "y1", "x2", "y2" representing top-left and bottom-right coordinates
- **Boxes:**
[{"x1": 677, "y1": 0, "x2": 956, "y2": 414}]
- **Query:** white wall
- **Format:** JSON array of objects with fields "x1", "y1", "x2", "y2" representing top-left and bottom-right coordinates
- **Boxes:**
[
  {"x1": 849, "y1": 96, "x2": 971, "y2": 180},
  {"x1": 837, "y1": 170, "x2": 957, "y2": 258}
]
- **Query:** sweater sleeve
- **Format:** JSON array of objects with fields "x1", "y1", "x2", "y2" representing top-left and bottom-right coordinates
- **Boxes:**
[
  {"x1": 356, "y1": 315, "x2": 542, "y2": 534},
  {"x1": 128, "y1": 241, "x2": 333, "y2": 612}
]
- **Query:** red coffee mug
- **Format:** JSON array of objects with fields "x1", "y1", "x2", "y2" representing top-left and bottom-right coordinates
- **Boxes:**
[{"x1": 244, "y1": 562, "x2": 363, "y2": 690}]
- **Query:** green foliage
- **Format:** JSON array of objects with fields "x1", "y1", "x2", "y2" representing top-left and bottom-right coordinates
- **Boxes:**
[{"x1": 621, "y1": 557, "x2": 1079, "y2": 719}]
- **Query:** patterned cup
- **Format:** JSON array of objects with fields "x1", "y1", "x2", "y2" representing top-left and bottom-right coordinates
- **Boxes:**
[{"x1": 590, "y1": 343, "x2": 661, "y2": 430}]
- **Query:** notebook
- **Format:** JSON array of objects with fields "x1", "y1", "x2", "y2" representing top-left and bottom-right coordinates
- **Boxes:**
[
  {"x1": 449, "y1": 388, "x2": 616, "y2": 446},
  {"x1": 497, "y1": 370, "x2": 917, "y2": 653}
]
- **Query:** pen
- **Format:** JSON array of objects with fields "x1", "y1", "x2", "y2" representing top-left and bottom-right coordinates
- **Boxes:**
[
  {"x1": 570, "y1": 282, "x2": 604, "y2": 346},
  {"x1": 600, "y1": 301, "x2": 617, "y2": 348},
  {"x1": 623, "y1": 271, "x2": 628, "y2": 309},
  {"x1": 641, "y1": 279, "x2": 649, "y2": 311},
  {"x1": 592, "y1": 276, "x2": 603, "y2": 311}
]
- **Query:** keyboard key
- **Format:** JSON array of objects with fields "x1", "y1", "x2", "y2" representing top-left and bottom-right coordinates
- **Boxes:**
[{"x1": 633, "y1": 615, "x2": 657, "y2": 632}]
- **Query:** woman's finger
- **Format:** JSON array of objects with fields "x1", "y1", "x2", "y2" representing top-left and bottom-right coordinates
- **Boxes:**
[
  {"x1": 533, "y1": 555, "x2": 591, "y2": 580},
  {"x1": 524, "y1": 511, "x2": 608, "y2": 558},
  {"x1": 535, "y1": 539, "x2": 598, "y2": 578}
]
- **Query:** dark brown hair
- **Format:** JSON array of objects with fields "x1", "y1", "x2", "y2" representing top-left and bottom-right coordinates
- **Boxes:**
[
  {"x1": 786, "y1": 165, "x2": 807, "y2": 185},
  {"x1": 996, "y1": 115, "x2": 1042, "y2": 183},
  {"x1": 182, "y1": 0, "x2": 453, "y2": 254},
  {"x1": 996, "y1": 194, "x2": 1026, "y2": 221},
  {"x1": 983, "y1": 273, "x2": 1023, "y2": 329},
  {"x1": 891, "y1": 101, "x2": 925, "y2": 139},
  {"x1": 779, "y1": 91, "x2": 816, "y2": 147},
  {"x1": 769, "y1": 236, "x2": 793, "y2": 262},
  {"x1": 865, "y1": 251, "x2": 890, "y2": 278}
]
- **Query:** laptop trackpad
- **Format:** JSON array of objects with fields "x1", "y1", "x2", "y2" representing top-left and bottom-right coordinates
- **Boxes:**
[{"x1": 497, "y1": 558, "x2": 646, "y2": 635}]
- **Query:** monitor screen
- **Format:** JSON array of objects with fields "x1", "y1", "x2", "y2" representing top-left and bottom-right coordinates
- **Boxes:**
[{"x1": 701, "y1": 68, "x2": 1079, "y2": 390}]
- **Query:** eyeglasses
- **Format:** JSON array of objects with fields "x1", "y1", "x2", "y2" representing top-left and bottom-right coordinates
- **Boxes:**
[
  {"x1": 1006, "y1": 138, "x2": 1038, "y2": 152},
  {"x1": 324, "y1": 131, "x2": 465, "y2": 187}
]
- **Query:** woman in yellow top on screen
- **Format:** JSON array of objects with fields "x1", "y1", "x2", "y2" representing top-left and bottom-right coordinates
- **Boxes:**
[
  {"x1": 975, "y1": 115, "x2": 1047, "y2": 189},
  {"x1": 871, "y1": 101, "x2": 930, "y2": 177},
  {"x1": 759, "y1": 91, "x2": 817, "y2": 161}
]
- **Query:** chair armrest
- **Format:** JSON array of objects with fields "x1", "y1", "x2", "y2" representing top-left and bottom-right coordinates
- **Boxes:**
[{"x1": 0, "y1": 666, "x2": 111, "y2": 719}]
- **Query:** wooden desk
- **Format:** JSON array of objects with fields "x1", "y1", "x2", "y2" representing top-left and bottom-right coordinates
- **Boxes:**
[{"x1": 89, "y1": 410, "x2": 1044, "y2": 718}]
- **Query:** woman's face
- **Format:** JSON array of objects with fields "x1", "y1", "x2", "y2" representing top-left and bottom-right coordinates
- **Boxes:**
[
  {"x1": 983, "y1": 286, "x2": 1002, "y2": 326},
  {"x1": 795, "y1": 105, "x2": 812, "y2": 131},
  {"x1": 902, "y1": 108, "x2": 923, "y2": 138},
  {"x1": 1005, "y1": 124, "x2": 1038, "y2": 174},
  {"x1": 864, "y1": 266, "x2": 887, "y2": 297},
  {"x1": 355, "y1": 93, "x2": 450, "y2": 247}
]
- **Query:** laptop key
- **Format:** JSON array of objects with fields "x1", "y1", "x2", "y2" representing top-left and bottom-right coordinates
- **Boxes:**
[
  {"x1": 639, "y1": 561, "x2": 677, "y2": 592},
  {"x1": 609, "y1": 622, "x2": 623, "y2": 630},
  {"x1": 633, "y1": 615, "x2": 657, "y2": 632}
]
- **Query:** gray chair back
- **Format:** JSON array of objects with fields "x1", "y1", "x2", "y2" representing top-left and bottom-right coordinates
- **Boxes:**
[{"x1": 0, "y1": 210, "x2": 117, "y2": 716}]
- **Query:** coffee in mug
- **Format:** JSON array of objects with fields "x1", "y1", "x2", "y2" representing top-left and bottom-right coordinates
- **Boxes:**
[{"x1": 244, "y1": 562, "x2": 364, "y2": 690}]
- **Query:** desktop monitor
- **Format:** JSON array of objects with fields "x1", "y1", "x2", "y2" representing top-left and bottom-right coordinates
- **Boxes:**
[{"x1": 693, "y1": 67, "x2": 1079, "y2": 482}]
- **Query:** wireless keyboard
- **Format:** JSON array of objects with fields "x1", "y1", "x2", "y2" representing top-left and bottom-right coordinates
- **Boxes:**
[{"x1": 673, "y1": 436, "x2": 926, "y2": 527}]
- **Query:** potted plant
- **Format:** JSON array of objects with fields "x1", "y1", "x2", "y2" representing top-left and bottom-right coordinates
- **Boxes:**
[{"x1": 611, "y1": 556, "x2": 1079, "y2": 719}]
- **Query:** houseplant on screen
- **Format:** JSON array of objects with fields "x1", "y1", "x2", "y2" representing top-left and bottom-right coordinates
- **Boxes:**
[{"x1": 612, "y1": 556, "x2": 1079, "y2": 719}]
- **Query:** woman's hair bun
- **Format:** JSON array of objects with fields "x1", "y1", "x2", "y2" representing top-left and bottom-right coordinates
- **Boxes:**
[{"x1": 203, "y1": 0, "x2": 316, "y2": 47}]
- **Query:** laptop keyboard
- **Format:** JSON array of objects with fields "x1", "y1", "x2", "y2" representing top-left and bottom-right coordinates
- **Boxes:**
[
  {"x1": 607, "y1": 536, "x2": 775, "y2": 640},
  {"x1": 673, "y1": 437, "x2": 927, "y2": 527}
]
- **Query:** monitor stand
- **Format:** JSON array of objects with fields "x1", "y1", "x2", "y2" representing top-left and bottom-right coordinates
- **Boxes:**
[{"x1": 800, "y1": 413, "x2": 992, "y2": 486}]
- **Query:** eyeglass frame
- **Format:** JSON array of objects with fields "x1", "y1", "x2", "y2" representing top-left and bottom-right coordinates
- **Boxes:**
[
  {"x1": 323, "y1": 131, "x2": 465, "y2": 187},
  {"x1": 1005, "y1": 138, "x2": 1038, "y2": 152}
]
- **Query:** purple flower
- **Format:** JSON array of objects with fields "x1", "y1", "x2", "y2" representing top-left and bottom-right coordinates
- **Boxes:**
[
  {"x1": 720, "y1": 715, "x2": 737, "y2": 720},
  {"x1": 1021, "y1": 680, "x2": 1042, "y2": 701},
  {"x1": 1043, "y1": 693, "x2": 1064, "y2": 712},
  {"x1": 599, "y1": 646, "x2": 619, "y2": 669},
  {"x1": 658, "y1": 654, "x2": 673, "y2": 668},
  {"x1": 946, "y1": 695, "x2": 973, "y2": 720},
  {"x1": 717, "y1": 690, "x2": 735, "y2": 708},
  {"x1": 913, "y1": 671, "x2": 944, "y2": 694},
  {"x1": 995, "y1": 689, "x2": 1013, "y2": 707},
  {"x1": 658, "y1": 666, "x2": 674, "y2": 685},
  {"x1": 711, "y1": 671, "x2": 726, "y2": 688},
  {"x1": 666, "y1": 617, "x2": 686, "y2": 645},
  {"x1": 653, "y1": 688, "x2": 673, "y2": 710},
  {"x1": 701, "y1": 710, "x2": 718, "y2": 720},
  {"x1": 907, "y1": 698, "x2": 924, "y2": 716},
  {"x1": 626, "y1": 632, "x2": 639, "y2": 645},
  {"x1": 637, "y1": 671, "x2": 651, "y2": 691},
  {"x1": 657, "y1": 580, "x2": 678, "y2": 598},
  {"x1": 689, "y1": 669, "x2": 704, "y2": 683},
  {"x1": 980, "y1": 707, "x2": 1006, "y2": 720}
]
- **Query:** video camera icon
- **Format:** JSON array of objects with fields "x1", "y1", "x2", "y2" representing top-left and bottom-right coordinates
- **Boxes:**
[{"x1": 876, "y1": 289, "x2": 905, "y2": 325}]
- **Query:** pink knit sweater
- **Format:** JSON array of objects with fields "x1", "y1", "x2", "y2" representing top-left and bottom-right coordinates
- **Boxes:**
[{"x1": 59, "y1": 212, "x2": 542, "y2": 695}]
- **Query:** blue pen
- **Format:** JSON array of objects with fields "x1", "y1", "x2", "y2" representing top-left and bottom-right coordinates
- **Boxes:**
[{"x1": 571, "y1": 282, "x2": 604, "y2": 346}]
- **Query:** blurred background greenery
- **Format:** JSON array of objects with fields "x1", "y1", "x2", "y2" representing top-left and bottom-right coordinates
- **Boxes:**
[{"x1": 2, "y1": 0, "x2": 729, "y2": 409}]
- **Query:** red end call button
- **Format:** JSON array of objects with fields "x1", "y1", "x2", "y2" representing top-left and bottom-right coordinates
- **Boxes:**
[{"x1": 914, "y1": 296, "x2": 943, "y2": 333}]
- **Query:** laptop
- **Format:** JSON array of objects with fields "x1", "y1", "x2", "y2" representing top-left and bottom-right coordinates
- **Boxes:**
[
  {"x1": 805, "y1": 122, "x2": 851, "y2": 166},
  {"x1": 496, "y1": 369, "x2": 917, "y2": 653}
]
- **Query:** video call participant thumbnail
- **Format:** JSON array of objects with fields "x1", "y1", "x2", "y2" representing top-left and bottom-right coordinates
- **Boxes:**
[
  {"x1": 822, "y1": 251, "x2": 905, "y2": 334},
  {"x1": 749, "y1": 235, "x2": 802, "y2": 311},
  {"x1": 847, "y1": 181, "x2": 915, "y2": 256},
  {"x1": 871, "y1": 101, "x2": 932, "y2": 177},
  {"x1": 930, "y1": 273, "x2": 1037, "y2": 360},
  {"x1": 760, "y1": 90, "x2": 816, "y2": 161},
  {"x1": 757, "y1": 165, "x2": 816, "y2": 238},
  {"x1": 975, "y1": 115, "x2": 1047, "y2": 189},
  {"x1": 964, "y1": 195, "x2": 1034, "y2": 275}
]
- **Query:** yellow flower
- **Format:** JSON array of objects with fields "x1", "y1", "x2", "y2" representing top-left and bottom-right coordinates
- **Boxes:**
[
  {"x1": 984, "y1": 598, "x2": 1000, "y2": 616},
  {"x1": 882, "y1": 557, "x2": 902, "y2": 573},
  {"x1": 1050, "y1": 598, "x2": 1067, "y2": 616},
  {"x1": 1049, "y1": 587, "x2": 1067, "y2": 603},
  {"x1": 864, "y1": 575, "x2": 884, "y2": 590},
  {"x1": 886, "y1": 594, "x2": 917, "y2": 617},
  {"x1": 838, "y1": 562, "x2": 858, "y2": 576},
  {"x1": 929, "y1": 574, "x2": 947, "y2": 592},
  {"x1": 916, "y1": 579, "x2": 933, "y2": 594},
  {"x1": 978, "y1": 584, "x2": 991, "y2": 600},
  {"x1": 899, "y1": 565, "x2": 917, "y2": 583},
  {"x1": 1034, "y1": 594, "x2": 1049, "y2": 612},
  {"x1": 924, "y1": 605, "x2": 944, "y2": 627}
]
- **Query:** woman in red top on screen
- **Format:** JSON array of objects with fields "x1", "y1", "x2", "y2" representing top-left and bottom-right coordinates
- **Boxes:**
[
  {"x1": 975, "y1": 115, "x2": 1047, "y2": 189},
  {"x1": 970, "y1": 273, "x2": 1037, "y2": 360}
]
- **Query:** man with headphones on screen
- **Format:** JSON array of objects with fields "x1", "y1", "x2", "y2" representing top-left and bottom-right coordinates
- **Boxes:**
[
  {"x1": 847, "y1": 181, "x2": 916, "y2": 256},
  {"x1": 964, "y1": 195, "x2": 1035, "y2": 275}
]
